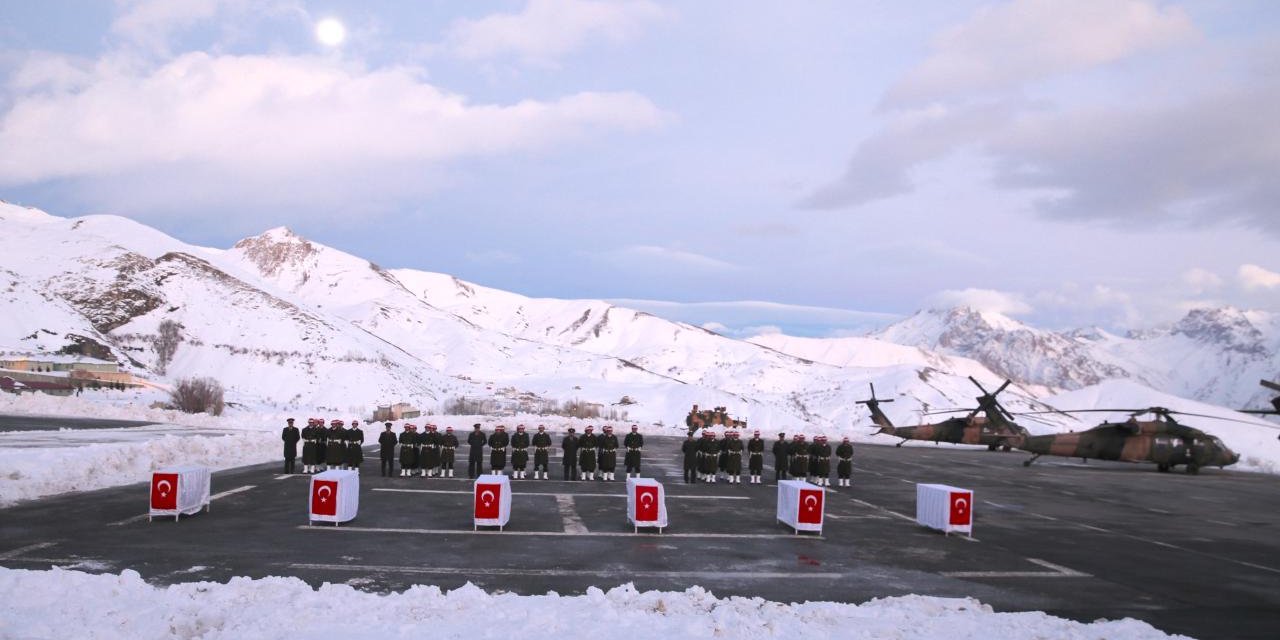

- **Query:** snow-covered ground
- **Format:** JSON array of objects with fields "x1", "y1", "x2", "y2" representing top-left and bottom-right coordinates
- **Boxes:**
[{"x1": 0, "y1": 568, "x2": 1189, "y2": 640}]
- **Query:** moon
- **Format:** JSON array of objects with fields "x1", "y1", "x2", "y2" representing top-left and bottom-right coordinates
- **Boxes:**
[
  {"x1": 156, "y1": 480, "x2": 172, "y2": 495},
  {"x1": 480, "y1": 490, "x2": 495, "y2": 504},
  {"x1": 954, "y1": 497, "x2": 968, "y2": 511},
  {"x1": 315, "y1": 18, "x2": 346, "y2": 47},
  {"x1": 317, "y1": 485, "x2": 332, "y2": 499},
  {"x1": 804, "y1": 495, "x2": 818, "y2": 507},
  {"x1": 640, "y1": 492, "x2": 654, "y2": 505}
]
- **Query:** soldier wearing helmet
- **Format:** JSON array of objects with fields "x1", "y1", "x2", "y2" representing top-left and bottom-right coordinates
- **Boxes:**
[
  {"x1": 326, "y1": 420, "x2": 347, "y2": 470},
  {"x1": 511, "y1": 425, "x2": 531, "y2": 479},
  {"x1": 597, "y1": 425, "x2": 619, "y2": 481},
  {"x1": 836, "y1": 436, "x2": 854, "y2": 487},
  {"x1": 578, "y1": 426, "x2": 598, "y2": 481},
  {"x1": 788, "y1": 434, "x2": 808, "y2": 479},
  {"x1": 724, "y1": 430, "x2": 744, "y2": 484},
  {"x1": 345, "y1": 419, "x2": 364, "y2": 473},
  {"x1": 531, "y1": 425, "x2": 552, "y2": 480},
  {"x1": 439, "y1": 426, "x2": 458, "y2": 477},
  {"x1": 810, "y1": 435, "x2": 832, "y2": 487},
  {"x1": 398, "y1": 424, "x2": 418, "y2": 477},
  {"x1": 488, "y1": 425, "x2": 510, "y2": 475},
  {"x1": 301, "y1": 419, "x2": 320, "y2": 474},
  {"x1": 419, "y1": 425, "x2": 440, "y2": 478},
  {"x1": 746, "y1": 430, "x2": 765, "y2": 484},
  {"x1": 698, "y1": 430, "x2": 720, "y2": 482}
]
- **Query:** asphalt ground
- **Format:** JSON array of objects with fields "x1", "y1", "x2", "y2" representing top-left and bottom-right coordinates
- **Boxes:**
[
  {"x1": 0, "y1": 413, "x2": 157, "y2": 431},
  {"x1": 3, "y1": 436, "x2": 1278, "y2": 639}
]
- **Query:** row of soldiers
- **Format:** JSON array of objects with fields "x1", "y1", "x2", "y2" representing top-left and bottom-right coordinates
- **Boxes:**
[
  {"x1": 558, "y1": 425, "x2": 644, "y2": 481},
  {"x1": 681, "y1": 430, "x2": 854, "y2": 487},
  {"x1": 279, "y1": 417, "x2": 365, "y2": 474}
]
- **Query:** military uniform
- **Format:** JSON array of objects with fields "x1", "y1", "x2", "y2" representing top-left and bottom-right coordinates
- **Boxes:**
[
  {"x1": 561, "y1": 429, "x2": 580, "y2": 480},
  {"x1": 623, "y1": 426, "x2": 643, "y2": 478},
  {"x1": 420, "y1": 425, "x2": 441, "y2": 477},
  {"x1": 835, "y1": 438, "x2": 854, "y2": 487},
  {"x1": 511, "y1": 426, "x2": 531, "y2": 479},
  {"x1": 440, "y1": 427, "x2": 459, "y2": 477},
  {"x1": 378, "y1": 424, "x2": 397, "y2": 477},
  {"x1": 325, "y1": 422, "x2": 347, "y2": 469},
  {"x1": 724, "y1": 431, "x2": 744, "y2": 484},
  {"x1": 578, "y1": 428, "x2": 598, "y2": 480},
  {"x1": 788, "y1": 435, "x2": 808, "y2": 479},
  {"x1": 598, "y1": 426, "x2": 619, "y2": 481},
  {"x1": 467, "y1": 425, "x2": 486, "y2": 478},
  {"x1": 398, "y1": 425, "x2": 418, "y2": 477},
  {"x1": 746, "y1": 431, "x2": 765, "y2": 484},
  {"x1": 532, "y1": 426, "x2": 552, "y2": 479},
  {"x1": 301, "y1": 420, "x2": 319, "y2": 473},
  {"x1": 772, "y1": 434, "x2": 789, "y2": 481},
  {"x1": 314, "y1": 421, "x2": 329, "y2": 472},
  {"x1": 488, "y1": 426, "x2": 510, "y2": 475},
  {"x1": 345, "y1": 421, "x2": 364, "y2": 472},
  {"x1": 810, "y1": 436, "x2": 832, "y2": 487},
  {"x1": 698, "y1": 432, "x2": 719, "y2": 482},
  {"x1": 281, "y1": 419, "x2": 300, "y2": 474},
  {"x1": 681, "y1": 436, "x2": 698, "y2": 483}
]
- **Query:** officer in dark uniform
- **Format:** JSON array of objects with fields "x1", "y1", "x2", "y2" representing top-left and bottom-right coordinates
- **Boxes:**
[
  {"x1": 378, "y1": 422, "x2": 397, "y2": 477},
  {"x1": 788, "y1": 434, "x2": 808, "y2": 479},
  {"x1": 681, "y1": 433, "x2": 698, "y2": 483},
  {"x1": 578, "y1": 426, "x2": 598, "y2": 481},
  {"x1": 345, "y1": 419, "x2": 364, "y2": 472},
  {"x1": 698, "y1": 430, "x2": 719, "y2": 482},
  {"x1": 440, "y1": 426, "x2": 459, "y2": 477},
  {"x1": 398, "y1": 424, "x2": 418, "y2": 477},
  {"x1": 467, "y1": 424, "x2": 487, "y2": 478},
  {"x1": 561, "y1": 427, "x2": 579, "y2": 480},
  {"x1": 532, "y1": 425, "x2": 552, "y2": 480},
  {"x1": 623, "y1": 425, "x2": 643, "y2": 478},
  {"x1": 281, "y1": 418, "x2": 300, "y2": 474},
  {"x1": 488, "y1": 425, "x2": 510, "y2": 475},
  {"x1": 772, "y1": 432, "x2": 789, "y2": 481},
  {"x1": 717, "y1": 432, "x2": 729, "y2": 479},
  {"x1": 598, "y1": 425, "x2": 619, "y2": 481},
  {"x1": 746, "y1": 430, "x2": 765, "y2": 484},
  {"x1": 420, "y1": 425, "x2": 441, "y2": 478},
  {"x1": 511, "y1": 425, "x2": 531, "y2": 479},
  {"x1": 301, "y1": 419, "x2": 319, "y2": 474},
  {"x1": 836, "y1": 436, "x2": 854, "y2": 487},
  {"x1": 725, "y1": 430, "x2": 744, "y2": 484},
  {"x1": 325, "y1": 420, "x2": 347, "y2": 470},
  {"x1": 811, "y1": 435, "x2": 832, "y2": 487}
]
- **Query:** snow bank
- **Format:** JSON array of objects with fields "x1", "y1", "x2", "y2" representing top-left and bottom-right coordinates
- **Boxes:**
[{"x1": 0, "y1": 568, "x2": 1187, "y2": 640}]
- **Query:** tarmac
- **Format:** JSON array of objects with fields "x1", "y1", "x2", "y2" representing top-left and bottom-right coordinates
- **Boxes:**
[
  {"x1": 3, "y1": 435, "x2": 1278, "y2": 639},
  {"x1": 0, "y1": 414, "x2": 157, "y2": 431}
]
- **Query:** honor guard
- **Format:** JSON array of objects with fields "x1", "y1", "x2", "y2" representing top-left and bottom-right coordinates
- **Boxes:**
[
  {"x1": 326, "y1": 420, "x2": 347, "y2": 470},
  {"x1": 467, "y1": 424, "x2": 487, "y2": 478},
  {"x1": 488, "y1": 425, "x2": 510, "y2": 475},
  {"x1": 746, "y1": 430, "x2": 765, "y2": 484},
  {"x1": 810, "y1": 435, "x2": 832, "y2": 487},
  {"x1": 281, "y1": 418, "x2": 300, "y2": 474},
  {"x1": 440, "y1": 426, "x2": 459, "y2": 477},
  {"x1": 598, "y1": 425, "x2": 619, "y2": 481},
  {"x1": 578, "y1": 426, "x2": 598, "y2": 481},
  {"x1": 724, "y1": 430, "x2": 744, "y2": 484},
  {"x1": 835, "y1": 437, "x2": 854, "y2": 487},
  {"x1": 345, "y1": 419, "x2": 364, "y2": 472},
  {"x1": 398, "y1": 424, "x2": 418, "y2": 477},
  {"x1": 314, "y1": 418, "x2": 329, "y2": 472},
  {"x1": 301, "y1": 419, "x2": 319, "y2": 474},
  {"x1": 717, "y1": 430, "x2": 730, "y2": 481},
  {"x1": 511, "y1": 425, "x2": 531, "y2": 479},
  {"x1": 531, "y1": 425, "x2": 552, "y2": 480},
  {"x1": 788, "y1": 434, "x2": 808, "y2": 479},
  {"x1": 698, "y1": 430, "x2": 719, "y2": 482},
  {"x1": 623, "y1": 425, "x2": 643, "y2": 478},
  {"x1": 419, "y1": 425, "x2": 440, "y2": 477},
  {"x1": 561, "y1": 427, "x2": 580, "y2": 480},
  {"x1": 772, "y1": 432, "x2": 789, "y2": 481},
  {"x1": 378, "y1": 422, "x2": 397, "y2": 477},
  {"x1": 681, "y1": 433, "x2": 699, "y2": 483}
]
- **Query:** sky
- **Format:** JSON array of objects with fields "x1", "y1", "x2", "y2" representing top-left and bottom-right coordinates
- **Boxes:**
[{"x1": 1, "y1": 0, "x2": 1278, "y2": 337}]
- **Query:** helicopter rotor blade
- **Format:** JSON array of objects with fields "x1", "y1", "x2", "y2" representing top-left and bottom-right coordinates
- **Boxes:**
[
  {"x1": 1261, "y1": 379, "x2": 1280, "y2": 393},
  {"x1": 1020, "y1": 408, "x2": 1280, "y2": 427}
]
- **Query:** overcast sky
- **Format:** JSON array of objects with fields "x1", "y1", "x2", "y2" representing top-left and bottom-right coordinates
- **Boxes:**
[{"x1": 2, "y1": 0, "x2": 1278, "y2": 336}]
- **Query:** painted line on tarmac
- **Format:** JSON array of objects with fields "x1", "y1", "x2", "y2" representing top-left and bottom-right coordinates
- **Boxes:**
[
  {"x1": 848, "y1": 498, "x2": 916, "y2": 524},
  {"x1": 210, "y1": 485, "x2": 256, "y2": 500},
  {"x1": 297, "y1": 526, "x2": 822, "y2": 540},
  {"x1": 287, "y1": 562, "x2": 841, "y2": 580},
  {"x1": 372, "y1": 488, "x2": 749, "y2": 500},
  {"x1": 555, "y1": 494, "x2": 589, "y2": 534},
  {"x1": 0, "y1": 542, "x2": 55, "y2": 560},
  {"x1": 942, "y1": 557, "x2": 1091, "y2": 579},
  {"x1": 107, "y1": 484, "x2": 256, "y2": 526}
]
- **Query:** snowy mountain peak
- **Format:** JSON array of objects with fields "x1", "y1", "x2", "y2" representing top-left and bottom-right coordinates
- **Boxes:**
[
  {"x1": 232, "y1": 227, "x2": 318, "y2": 280},
  {"x1": 1173, "y1": 307, "x2": 1265, "y2": 354}
]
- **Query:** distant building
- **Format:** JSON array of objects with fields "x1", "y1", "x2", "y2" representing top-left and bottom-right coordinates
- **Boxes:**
[
  {"x1": 372, "y1": 402, "x2": 422, "y2": 422},
  {"x1": 0, "y1": 355, "x2": 119, "y2": 374}
]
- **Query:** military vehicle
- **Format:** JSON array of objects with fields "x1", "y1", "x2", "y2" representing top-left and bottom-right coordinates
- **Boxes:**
[
  {"x1": 1018, "y1": 407, "x2": 1240, "y2": 473},
  {"x1": 685, "y1": 404, "x2": 746, "y2": 436},
  {"x1": 859, "y1": 378, "x2": 1029, "y2": 451}
]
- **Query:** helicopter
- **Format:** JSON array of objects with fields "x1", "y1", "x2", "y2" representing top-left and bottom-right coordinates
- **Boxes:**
[
  {"x1": 1239, "y1": 379, "x2": 1280, "y2": 416},
  {"x1": 1016, "y1": 407, "x2": 1241, "y2": 474},
  {"x1": 858, "y1": 377, "x2": 1029, "y2": 451}
]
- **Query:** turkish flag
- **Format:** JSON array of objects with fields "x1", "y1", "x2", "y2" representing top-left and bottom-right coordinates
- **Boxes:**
[
  {"x1": 635, "y1": 485, "x2": 659, "y2": 521},
  {"x1": 798, "y1": 488, "x2": 824, "y2": 524},
  {"x1": 311, "y1": 480, "x2": 338, "y2": 516},
  {"x1": 949, "y1": 491, "x2": 972, "y2": 526},
  {"x1": 475, "y1": 483, "x2": 501, "y2": 519},
  {"x1": 151, "y1": 473, "x2": 178, "y2": 510}
]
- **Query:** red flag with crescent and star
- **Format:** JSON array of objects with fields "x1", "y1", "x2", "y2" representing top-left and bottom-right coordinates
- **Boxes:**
[
  {"x1": 635, "y1": 484, "x2": 658, "y2": 521},
  {"x1": 151, "y1": 472, "x2": 178, "y2": 510},
  {"x1": 798, "y1": 488, "x2": 823, "y2": 524},
  {"x1": 949, "y1": 491, "x2": 971, "y2": 525},
  {"x1": 311, "y1": 479, "x2": 338, "y2": 516},
  {"x1": 475, "y1": 482, "x2": 501, "y2": 519}
]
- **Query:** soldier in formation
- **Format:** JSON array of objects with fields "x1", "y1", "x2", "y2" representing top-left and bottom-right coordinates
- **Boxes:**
[
  {"x1": 598, "y1": 425, "x2": 619, "y2": 481},
  {"x1": 378, "y1": 422, "x2": 397, "y2": 477},
  {"x1": 301, "y1": 419, "x2": 321, "y2": 474},
  {"x1": 681, "y1": 433, "x2": 699, "y2": 483},
  {"x1": 325, "y1": 420, "x2": 347, "y2": 470},
  {"x1": 440, "y1": 426, "x2": 458, "y2": 477},
  {"x1": 489, "y1": 424, "x2": 510, "y2": 475},
  {"x1": 281, "y1": 418, "x2": 300, "y2": 474},
  {"x1": 467, "y1": 424, "x2": 486, "y2": 478},
  {"x1": 511, "y1": 425, "x2": 531, "y2": 479},
  {"x1": 698, "y1": 430, "x2": 719, "y2": 482},
  {"x1": 717, "y1": 431, "x2": 729, "y2": 479},
  {"x1": 427, "y1": 425, "x2": 446, "y2": 477},
  {"x1": 578, "y1": 426, "x2": 598, "y2": 480},
  {"x1": 398, "y1": 424, "x2": 418, "y2": 477},
  {"x1": 835, "y1": 436, "x2": 854, "y2": 487},
  {"x1": 623, "y1": 425, "x2": 644, "y2": 478},
  {"x1": 345, "y1": 419, "x2": 364, "y2": 472},
  {"x1": 746, "y1": 430, "x2": 765, "y2": 484},
  {"x1": 724, "y1": 430, "x2": 744, "y2": 483},
  {"x1": 788, "y1": 434, "x2": 808, "y2": 479},
  {"x1": 561, "y1": 427, "x2": 579, "y2": 480},
  {"x1": 532, "y1": 425, "x2": 552, "y2": 480},
  {"x1": 314, "y1": 418, "x2": 329, "y2": 471},
  {"x1": 809, "y1": 435, "x2": 831, "y2": 486},
  {"x1": 772, "y1": 432, "x2": 789, "y2": 481}
]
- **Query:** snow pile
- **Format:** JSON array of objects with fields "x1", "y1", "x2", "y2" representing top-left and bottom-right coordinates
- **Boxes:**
[{"x1": 0, "y1": 568, "x2": 1187, "y2": 640}]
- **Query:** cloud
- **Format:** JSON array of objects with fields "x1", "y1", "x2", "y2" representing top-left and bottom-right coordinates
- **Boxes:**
[
  {"x1": 607, "y1": 245, "x2": 742, "y2": 273},
  {"x1": 1239, "y1": 264, "x2": 1280, "y2": 290},
  {"x1": 885, "y1": 0, "x2": 1195, "y2": 108},
  {"x1": 930, "y1": 288, "x2": 1032, "y2": 315},
  {"x1": 609, "y1": 298, "x2": 900, "y2": 337},
  {"x1": 441, "y1": 0, "x2": 667, "y2": 65},
  {"x1": 1182, "y1": 267, "x2": 1223, "y2": 293}
]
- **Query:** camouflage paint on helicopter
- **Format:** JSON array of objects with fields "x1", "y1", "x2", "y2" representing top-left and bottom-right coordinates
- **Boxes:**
[
  {"x1": 1018, "y1": 407, "x2": 1240, "y2": 474},
  {"x1": 858, "y1": 378, "x2": 1029, "y2": 451}
]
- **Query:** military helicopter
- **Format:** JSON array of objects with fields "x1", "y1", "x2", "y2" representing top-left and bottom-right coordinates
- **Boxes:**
[
  {"x1": 858, "y1": 377, "x2": 1029, "y2": 451},
  {"x1": 1016, "y1": 407, "x2": 1241, "y2": 474},
  {"x1": 1239, "y1": 379, "x2": 1280, "y2": 417}
]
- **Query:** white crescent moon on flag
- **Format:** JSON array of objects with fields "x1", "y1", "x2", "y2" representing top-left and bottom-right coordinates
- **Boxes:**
[
  {"x1": 954, "y1": 497, "x2": 968, "y2": 511},
  {"x1": 481, "y1": 490, "x2": 495, "y2": 504},
  {"x1": 640, "y1": 492, "x2": 654, "y2": 505},
  {"x1": 317, "y1": 485, "x2": 332, "y2": 498},
  {"x1": 804, "y1": 495, "x2": 818, "y2": 507},
  {"x1": 156, "y1": 480, "x2": 172, "y2": 495}
]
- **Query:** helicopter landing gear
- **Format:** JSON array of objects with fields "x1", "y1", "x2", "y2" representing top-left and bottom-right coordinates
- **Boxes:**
[
  {"x1": 987, "y1": 444, "x2": 998, "y2": 451},
  {"x1": 1023, "y1": 454, "x2": 1041, "y2": 467},
  {"x1": 1156, "y1": 463, "x2": 1170, "y2": 472},
  {"x1": 896, "y1": 440, "x2": 906, "y2": 448}
]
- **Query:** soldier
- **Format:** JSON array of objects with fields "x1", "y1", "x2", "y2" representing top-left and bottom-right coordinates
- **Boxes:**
[
  {"x1": 532, "y1": 425, "x2": 552, "y2": 480},
  {"x1": 314, "y1": 418, "x2": 328, "y2": 472},
  {"x1": 698, "y1": 430, "x2": 719, "y2": 482},
  {"x1": 281, "y1": 418, "x2": 300, "y2": 474},
  {"x1": 746, "y1": 430, "x2": 765, "y2": 484},
  {"x1": 417, "y1": 425, "x2": 439, "y2": 478},
  {"x1": 598, "y1": 425, "x2": 619, "y2": 481},
  {"x1": 326, "y1": 420, "x2": 347, "y2": 470},
  {"x1": 810, "y1": 435, "x2": 832, "y2": 487},
  {"x1": 724, "y1": 430, "x2": 744, "y2": 484},
  {"x1": 345, "y1": 419, "x2": 364, "y2": 472},
  {"x1": 467, "y1": 424, "x2": 486, "y2": 478},
  {"x1": 623, "y1": 425, "x2": 644, "y2": 478},
  {"x1": 772, "y1": 432, "x2": 789, "y2": 481},
  {"x1": 578, "y1": 426, "x2": 598, "y2": 481},
  {"x1": 378, "y1": 422, "x2": 397, "y2": 477},
  {"x1": 488, "y1": 424, "x2": 510, "y2": 475},
  {"x1": 561, "y1": 427, "x2": 580, "y2": 480},
  {"x1": 681, "y1": 433, "x2": 698, "y2": 483},
  {"x1": 788, "y1": 434, "x2": 808, "y2": 479},
  {"x1": 398, "y1": 424, "x2": 418, "y2": 477},
  {"x1": 301, "y1": 419, "x2": 318, "y2": 474},
  {"x1": 717, "y1": 430, "x2": 730, "y2": 481},
  {"x1": 511, "y1": 425, "x2": 531, "y2": 479},
  {"x1": 440, "y1": 426, "x2": 459, "y2": 477},
  {"x1": 836, "y1": 436, "x2": 854, "y2": 487}
]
